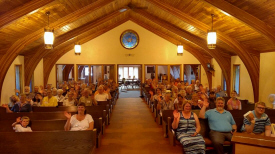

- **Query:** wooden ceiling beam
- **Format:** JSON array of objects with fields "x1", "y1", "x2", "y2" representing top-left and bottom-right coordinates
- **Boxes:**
[
  {"x1": 203, "y1": 0, "x2": 275, "y2": 46},
  {"x1": 0, "y1": 0, "x2": 116, "y2": 100},
  {"x1": 43, "y1": 18, "x2": 129, "y2": 86},
  {"x1": 0, "y1": 0, "x2": 54, "y2": 29},
  {"x1": 129, "y1": 17, "x2": 212, "y2": 89},
  {"x1": 24, "y1": 10, "x2": 128, "y2": 86},
  {"x1": 147, "y1": 0, "x2": 259, "y2": 101}
]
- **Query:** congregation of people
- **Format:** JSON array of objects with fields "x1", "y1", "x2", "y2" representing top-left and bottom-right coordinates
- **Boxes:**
[
  {"x1": 1, "y1": 79, "x2": 118, "y2": 132},
  {"x1": 144, "y1": 78, "x2": 274, "y2": 154}
]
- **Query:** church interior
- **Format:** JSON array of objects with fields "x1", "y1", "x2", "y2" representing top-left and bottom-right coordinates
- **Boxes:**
[{"x1": 0, "y1": 0, "x2": 275, "y2": 153}]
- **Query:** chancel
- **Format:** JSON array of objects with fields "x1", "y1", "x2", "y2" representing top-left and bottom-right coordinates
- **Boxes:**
[{"x1": 0, "y1": 0, "x2": 275, "y2": 154}]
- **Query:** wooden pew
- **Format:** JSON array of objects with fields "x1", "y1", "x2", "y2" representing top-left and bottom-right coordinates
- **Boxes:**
[
  {"x1": 0, "y1": 118, "x2": 103, "y2": 148},
  {"x1": 232, "y1": 132, "x2": 275, "y2": 154},
  {"x1": 0, "y1": 130, "x2": 97, "y2": 154}
]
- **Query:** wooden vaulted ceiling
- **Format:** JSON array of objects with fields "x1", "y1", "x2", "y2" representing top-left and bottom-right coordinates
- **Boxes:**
[{"x1": 1, "y1": 0, "x2": 275, "y2": 101}]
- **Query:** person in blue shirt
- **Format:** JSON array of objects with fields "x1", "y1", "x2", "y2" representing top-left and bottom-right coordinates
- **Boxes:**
[
  {"x1": 199, "y1": 97, "x2": 236, "y2": 154},
  {"x1": 241, "y1": 102, "x2": 271, "y2": 136}
]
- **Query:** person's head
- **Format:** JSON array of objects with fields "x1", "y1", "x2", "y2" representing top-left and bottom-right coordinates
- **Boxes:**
[
  {"x1": 255, "y1": 102, "x2": 266, "y2": 115},
  {"x1": 83, "y1": 88, "x2": 89, "y2": 97},
  {"x1": 185, "y1": 82, "x2": 189, "y2": 86},
  {"x1": 70, "y1": 87, "x2": 75, "y2": 92},
  {"x1": 42, "y1": 90, "x2": 47, "y2": 97},
  {"x1": 173, "y1": 87, "x2": 178, "y2": 93},
  {"x1": 183, "y1": 101, "x2": 192, "y2": 112},
  {"x1": 165, "y1": 93, "x2": 171, "y2": 101},
  {"x1": 186, "y1": 86, "x2": 192, "y2": 93},
  {"x1": 20, "y1": 116, "x2": 30, "y2": 127},
  {"x1": 98, "y1": 85, "x2": 104, "y2": 94},
  {"x1": 57, "y1": 89, "x2": 63, "y2": 96},
  {"x1": 62, "y1": 85, "x2": 67, "y2": 91},
  {"x1": 196, "y1": 80, "x2": 200, "y2": 85},
  {"x1": 47, "y1": 90, "x2": 52, "y2": 98},
  {"x1": 24, "y1": 86, "x2": 30, "y2": 94},
  {"x1": 230, "y1": 91, "x2": 237, "y2": 98},
  {"x1": 191, "y1": 80, "x2": 195, "y2": 84},
  {"x1": 35, "y1": 93, "x2": 41, "y2": 99},
  {"x1": 156, "y1": 88, "x2": 162, "y2": 95},
  {"x1": 20, "y1": 94, "x2": 27, "y2": 103},
  {"x1": 67, "y1": 92, "x2": 73, "y2": 99},
  {"x1": 216, "y1": 97, "x2": 225, "y2": 111},
  {"x1": 81, "y1": 83, "x2": 86, "y2": 90},
  {"x1": 11, "y1": 95, "x2": 19, "y2": 102},
  {"x1": 191, "y1": 93, "x2": 198, "y2": 102},
  {"x1": 209, "y1": 91, "x2": 216, "y2": 99},
  {"x1": 178, "y1": 94, "x2": 183, "y2": 102},
  {"x1": 52, "y1": 88, "x2": 57, "y2": 96},
  {"x1": 34, "y1": 86, "x2": 39, "y2": 93},
  {"x1": 77, "y1": 103, "x2": 86, "y2": 114}
]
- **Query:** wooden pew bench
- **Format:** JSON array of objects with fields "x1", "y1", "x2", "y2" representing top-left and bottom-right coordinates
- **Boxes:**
[
  {"x1": 0, "y1": 130, "x2": 97, "y2": 154},
  {"x1": 0, "y1": 117, "x2": 103, "y2": 148},
  {"x1": 167, "y1": 116, "x2": 231, "y2": 148}
]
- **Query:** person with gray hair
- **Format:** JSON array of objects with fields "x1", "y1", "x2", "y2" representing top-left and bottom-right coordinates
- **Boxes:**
[
  {"x1": 95, "y1": 85, "x2": 110, "y2": 101},
  {"x1": 79, "y1": 88, "x2": 93, "y2": 106},
  {"x1": 56, "y1": 89, "x2": 65, "y2": 105}
]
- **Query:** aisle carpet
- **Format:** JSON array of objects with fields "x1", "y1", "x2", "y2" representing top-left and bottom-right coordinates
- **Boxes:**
[
  {"x1": 95, "y1": 98, "x2": 182, "y2": 154},
  {"x1": 118, "y1": 90, "x2": 141, "y2": 98}
]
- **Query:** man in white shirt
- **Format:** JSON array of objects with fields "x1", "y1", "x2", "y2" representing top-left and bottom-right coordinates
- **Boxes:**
[{"x1": 95, "y1": 85, "x2": 109, "y2": 101}]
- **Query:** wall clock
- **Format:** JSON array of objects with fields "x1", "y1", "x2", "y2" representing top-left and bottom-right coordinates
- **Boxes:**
[{"x1": 120, "y1": 30, "x2": 139, "y2": 49}]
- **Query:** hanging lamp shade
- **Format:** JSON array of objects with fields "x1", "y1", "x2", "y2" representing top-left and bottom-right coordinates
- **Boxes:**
[
  {"x1": 44, "y1": 11, "x2": 54, "y2": 49},
  {"x1": 44, "y1": 27, "x2": 54, "y2": 49},
  {"x1": 207, "y1": 30, "x2": 216, "y2": 49},
  {"x1": 177, "y1": 45, "x2": 183, "y2": 56},
  {"x1": 74, "y1": 43, "x2": 81, "y2": 55},
  {"x1": 207, "y1": 14, "x2": 216, "y2": 49}
]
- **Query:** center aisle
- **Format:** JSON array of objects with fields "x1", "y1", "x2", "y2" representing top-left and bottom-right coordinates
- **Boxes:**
[{"x1": 95, "y1": 98, "x2": 182, "y2": 154}]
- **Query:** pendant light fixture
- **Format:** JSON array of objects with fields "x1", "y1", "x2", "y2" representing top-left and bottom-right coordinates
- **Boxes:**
[
  {"x1": 207, "y1": 14, "x2": 216, "y2": 49},
  {"x1": 74, "y1": 37, "x2": 81, "y2": 55},
  {"x1": 177, "y1": 44, "x2": 184, "y2": 56},
  {"x1": 44, "y1": 11, "x2": 54, "y2": 49}
]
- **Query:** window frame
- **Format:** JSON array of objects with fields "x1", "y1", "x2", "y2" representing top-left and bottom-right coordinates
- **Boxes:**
[
  {"x1": 15, "y1": 65, "x2": 23, "y2": 95},
  {"x1": 232, "y1": 64, "x2": 240, "y2": 96}
]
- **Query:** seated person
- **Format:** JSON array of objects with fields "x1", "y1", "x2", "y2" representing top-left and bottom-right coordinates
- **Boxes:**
[
  {"x1": 241, "y1": 102, "x2": 271, "y2": 136},
  {"x1": 172, "y1": 101, "x2": 205, "y2": 154},
  {"x1": 208, "y1": 91, "x2": 216, "y2": 109},
  {"x1": 12, "y1": 116, "x2": 32, "y2": 132},
  {"x1": 174, "y1": 93, "x2": 186, "y2": 105},
  {"x1": 199, "y1": 97, "x2": 236, "y2": 154},
  {"x1": 90, "y1": 92, "x2": 98, "y2": 106},
  {"x1": 41, "y1": 90, "x2": 58, "y2": 107},
  {"x1": 2, "y1": 94, "x2": 32, "y2": 113},
  {"x1": 157, "y1": 93, "x2": 174, "y2": 113},
  {"x1": 64, "y1": 103, "x2": 94, "y2": 131},
  {"x1": 149, "y1": 88, "x2": 162, "y2": 103},
  {"x1": 32, "y1": 93, "x2": 42, "y2": 106},
  {"x1": 191, "y1": 93, "x2": 203, "y2": 110},
  {"x1": 55, "y1": 89, "x2": 65, "y2": 105},
  {"x1": 8, "y1": 95, "x2": 19, "y2": 107},
  {"x1": 94, "y1": 86, "x2": 110, "y2": 102},
  {"x1": 227, "y1": 91, "x2": 241, "y2": 110},
  {"x1": 63, "y1": 92, "x2": 76, "y2": 106},
  {"x1": 185, "y1": 86, "x2": 193, "y2": 100},
  {"x1": 215, "y1": 85, "x2": 227, "y2": 97}
]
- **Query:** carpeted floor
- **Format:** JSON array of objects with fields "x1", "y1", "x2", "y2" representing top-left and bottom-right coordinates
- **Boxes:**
[
  {"x1": 95, "y1": 98, "x2": 182, "y2": 154},
  {"x1": 119, "y1": 90, "x2": 141, "y2": 98}
]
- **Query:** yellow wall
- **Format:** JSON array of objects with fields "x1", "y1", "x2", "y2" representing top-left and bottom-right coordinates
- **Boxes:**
[
  {"x1": 1, "y1": 56, "x2": 24, "y2": 104},
  {"x1": 48, "y1": 21, "x2": 209, "y2": 87},
  {"x1": 211, "y1": 58, "x2": 222, "y2": 89},
  {"x1": 34, "y1": 59, "x2": 44, "y2": 88},
  {"x1": 231, "y1": 56, "x2": 254, "y2": 103},
  {"x1": 259, "y1": 52, "x2": 275, "y2": 108}
]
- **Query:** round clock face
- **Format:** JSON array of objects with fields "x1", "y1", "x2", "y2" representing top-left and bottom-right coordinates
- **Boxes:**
[{"x1": 120, "y1": 30, "x2": 139, "y2": 49}]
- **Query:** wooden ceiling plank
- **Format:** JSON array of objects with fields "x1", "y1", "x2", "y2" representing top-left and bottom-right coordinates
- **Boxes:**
[
  {"x1": 131, "y1": 10, "x2": 231, "y2": 94},
  {"x1": 0, "y1": 0, "x2": 54, "y2": 29},
  {"x1": 146, "y1": 0, "x2": 260, "y2": 102},
  {"x1": 203, "y1": 0, "x2": 275, "y2": 46},
  {"x1": 25, "y1": 10, "x2": 129, "y2": 86}
]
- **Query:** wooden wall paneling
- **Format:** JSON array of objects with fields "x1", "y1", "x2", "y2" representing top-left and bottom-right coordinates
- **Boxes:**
[
  {"x1": 147, "y1": 0, "x2": 260, "y2": 101},
  {"x1": 0, "y1": 0, "x2": 116, "y2": 101},
  {"x1": 42, "y1": 18, "x2": 129, "y2": 85},
  {"x1": 24, "y1": 9, "x2": 127, "y2": 87},
  {"x1": 129, "y1": 17, "x2": 212, "y2": 90},
  {"x1": 0, "y1": 0, "x2": 54, "y2": 29},
  {"x1": 131, "y1": 10, "x2": 230, "y2": 94}
]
